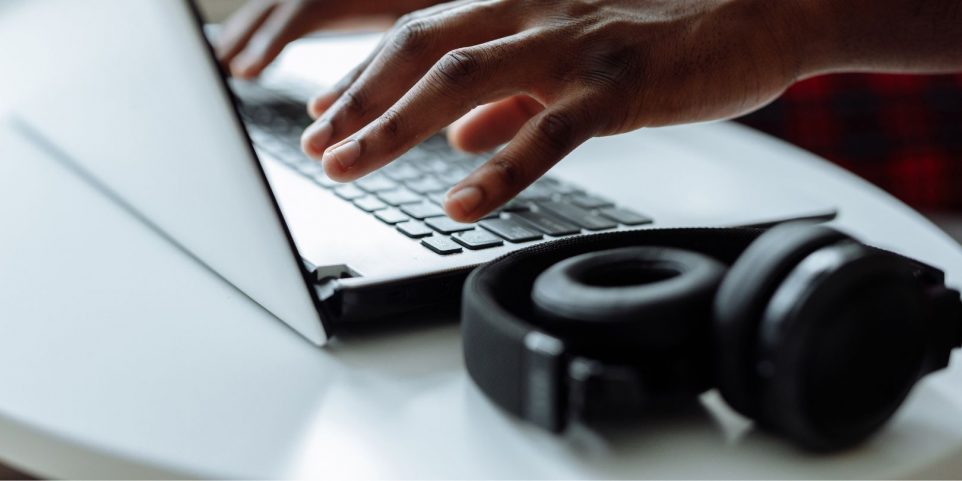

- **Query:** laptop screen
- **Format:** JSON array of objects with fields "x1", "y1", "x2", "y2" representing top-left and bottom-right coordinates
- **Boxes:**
[{"x1": 0, "y1": 0, "x2": 329, "y2": 343}]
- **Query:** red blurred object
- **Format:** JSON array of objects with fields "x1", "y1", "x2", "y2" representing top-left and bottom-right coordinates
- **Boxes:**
[{"x1": 738, "y1": 73, "x2": 962, "y2": 210}]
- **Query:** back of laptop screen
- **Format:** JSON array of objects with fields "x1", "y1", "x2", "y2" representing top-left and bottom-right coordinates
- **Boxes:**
[{"x1": 0, "y1": 0, "x2": 328, "y2": 343}]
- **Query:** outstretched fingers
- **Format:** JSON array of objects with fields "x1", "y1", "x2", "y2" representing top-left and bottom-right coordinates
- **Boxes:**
[
  {"x1": 306, "y1": 0, "x2": 483, "y2": 118},
  {"x1": 300, "y1": 1, "x2": 519, "y2": 160},
  {"x1": 318, "y1": 35, "x2": 548, "y2": 182}
]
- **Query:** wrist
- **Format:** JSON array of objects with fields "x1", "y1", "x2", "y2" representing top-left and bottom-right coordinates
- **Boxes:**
[
  {"x1": 768, "y1": 0, "x2": 846, "y2": 79},
  {"x1": 775, "y1": 0, "x2": 962, "y2": 76}
]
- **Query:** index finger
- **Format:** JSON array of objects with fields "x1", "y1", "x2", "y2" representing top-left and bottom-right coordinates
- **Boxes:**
[{"x1": 446, "y1": 99, "x2": 600, "y2": 222}]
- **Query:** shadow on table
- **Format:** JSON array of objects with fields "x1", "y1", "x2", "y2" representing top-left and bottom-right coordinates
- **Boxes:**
[{"x1": 322, "y1": 310, "x2": 464, "y2": 378}]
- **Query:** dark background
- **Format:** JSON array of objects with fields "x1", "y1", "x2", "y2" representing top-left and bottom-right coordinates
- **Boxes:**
[{"x1": 739, "y1": 73, "x2": 962, "y2": 239}]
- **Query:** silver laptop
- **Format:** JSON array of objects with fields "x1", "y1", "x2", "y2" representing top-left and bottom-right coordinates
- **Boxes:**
[{"x1": 0, "y1": 0, "x2": 835, "y2": 345}]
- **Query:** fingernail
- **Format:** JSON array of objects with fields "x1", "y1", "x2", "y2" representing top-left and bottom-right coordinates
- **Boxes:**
[
  {"x1": 446, "y1": 185, "x2": 484, "y2": 216},
  {"x1": 324, "y1": 139, "x2": 361, "y2": 171},
  {"x1": 301, "y1": 120, "x2": 333, "y2": 157}
]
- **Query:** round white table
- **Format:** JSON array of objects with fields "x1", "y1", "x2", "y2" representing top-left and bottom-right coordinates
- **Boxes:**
[{"x1": 0, "y1": 35, "x2": 960, "y2": 479}]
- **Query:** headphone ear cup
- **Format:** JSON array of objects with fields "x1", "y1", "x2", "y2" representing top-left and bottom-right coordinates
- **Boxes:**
[
  {"x1": 713, "y1": 223, "x2": 851, "y2": 417},
  {"x1": 754, "y1": 242, "x2": 929, "y2": 450},
  {"x1": 531, "y1": 246, "x2": 726, "y2": 354}
]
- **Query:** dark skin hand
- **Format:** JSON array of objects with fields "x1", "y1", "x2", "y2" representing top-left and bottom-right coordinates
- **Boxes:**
[
  {"x1": 216, "y1": 0, "x2": 441, "y2": 78},
  {"x1": 221, "y1": 0, "x2": 962, "y2": 222}
]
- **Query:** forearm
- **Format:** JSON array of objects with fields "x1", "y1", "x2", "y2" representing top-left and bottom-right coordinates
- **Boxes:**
[{"x1": 788, "y1": 0, "x2": 962, "y2": 77}]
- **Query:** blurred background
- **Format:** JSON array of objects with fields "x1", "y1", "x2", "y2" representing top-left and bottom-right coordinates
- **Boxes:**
[{"x1": 741, "y1": 74, "x2": 962, "y2": 239}]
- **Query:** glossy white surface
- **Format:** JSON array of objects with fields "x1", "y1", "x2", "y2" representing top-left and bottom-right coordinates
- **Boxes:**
[{"x1": 0, "y1": 34, "x2": 961, "y2": 479}]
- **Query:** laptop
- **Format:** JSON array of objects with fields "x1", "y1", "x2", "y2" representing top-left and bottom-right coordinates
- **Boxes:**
[{"x1": 0, "y1": 0, "x2": 835, "y2": 345}]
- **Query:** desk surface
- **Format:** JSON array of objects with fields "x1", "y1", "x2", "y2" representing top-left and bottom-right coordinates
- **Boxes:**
[{"x1": 0, "y1": 35, "x2": 961, "y2": 479}]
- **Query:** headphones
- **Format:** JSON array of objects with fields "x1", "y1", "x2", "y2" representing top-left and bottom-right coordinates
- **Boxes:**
[{"x1": 461, "y1": 223, "x2": 962, "y2": 451}]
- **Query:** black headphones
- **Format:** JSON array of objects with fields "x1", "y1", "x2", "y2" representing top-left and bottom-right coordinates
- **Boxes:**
[{"x1": 461, "y1": 223, "x2": 962, "y2": 451}]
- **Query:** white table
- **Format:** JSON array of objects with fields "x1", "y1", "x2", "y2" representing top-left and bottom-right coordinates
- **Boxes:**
[{"x1": 0, "y1": 35, "x2": 960, "y2": 479}]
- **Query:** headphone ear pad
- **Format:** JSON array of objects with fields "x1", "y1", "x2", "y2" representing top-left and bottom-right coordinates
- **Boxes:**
[
  {"x1": 713, "y1": 223, "x2": 851, "y2": 417},
  {"x1": 531, "y1": 246, "x2": 726, "y2": 353}
]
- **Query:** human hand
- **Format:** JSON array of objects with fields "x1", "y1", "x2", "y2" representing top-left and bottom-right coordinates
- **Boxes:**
[
  {"x1": 215, "y1": 0, "x2": 442, "y2": 79},
  {"x1": 300, "y1": 0, "x2": 814, "y2": 222}
]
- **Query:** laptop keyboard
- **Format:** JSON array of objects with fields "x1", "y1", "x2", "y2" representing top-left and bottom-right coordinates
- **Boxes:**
[{"x1": 233, "y1": 82, "x2": 654, "y2": 255}]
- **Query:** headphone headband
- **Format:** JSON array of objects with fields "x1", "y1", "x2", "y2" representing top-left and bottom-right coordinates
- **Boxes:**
[{"x1": 462, "y1": 227, "x2": 766, "y2": 431}]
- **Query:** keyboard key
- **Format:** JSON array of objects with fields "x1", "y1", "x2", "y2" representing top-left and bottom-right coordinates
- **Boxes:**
[
  {"x1": 394, "y1": 149, "x2": 432, "y2": 163},
  {"x1": 599, "y1": 207, "x2": 653, "y2": 226},
  {"x1": 502, "y1": 199, "x2": 533, "y2": 212},
  {"x1": 479, "y1": 209, "x2": 503, "y2": 220},
  {"x1": 405, "y1": 176, "x2": 447, "y2": 194},
  {"x1": 377, "y1": 188, "x2": 423, "y2": 206},
  {"x1": 247, "y1": 128, "x2": 273, "y2": 144},
  {"x1": 419, "y1": 134, "x2": 451, "y2": 152},
  {"x1": 417, "y1": 158, "x2": 451, "y2": 174},
  {"x1": 355, "y1": 174, "x2": 398, "y2": 193},
  {"x1": 401, "y1": 201, "x2": 446, "y2": 219},
  {"x1": 426, "y1": 191, "x2": 448, "y2": 206},
  {"x1": 511, "y1": 210, "x2": 582, "y2": 236},
  {"x1": 426, "y1": 192, "x2": 500, "y2": 219},
  {"x1": 311, "y1": 173, "x2": 338, "y2": 189},
  {"x1": 439, "y1": 149, "x2": 478, "y2": 164},
  {"x1": 278, "y1": 147, "x2": 313, "y2": 166},
  {"x1": 354, "y1": 196, "x2": 387, "y2": 212},
  {"x1": 375, "y1": 208, "x2": 410, "y2": 225},
  {"x1": 537, "y1": 201, "x2": 617, "y2": 231},
  {"x1": 397, "y1": 221, "x2": 434, "y2": 239},
  {"x1": 334, "y1": 184, "x2": 366, "y2": 200},
  {"x1": 540, "y1": 178, "x2": 584, "y2": 195},
  {"x1": 570, "y1": 193, "x2": 614, "y2": 209},
  {"x1": 426, "y1": 217, "x2": 476, "y2": 234},
  {"x1": 452, "y1": 230, "x2": 505, "y2": 250},
  {"x1": 254, "y1": 137, "x2": 288, "y2": 156},
  {"x1": 295, "y1": 162, "x2": 325, "y2": 176},
  {"x1": 381, "y1": 164, "x2": 422, "y2": 181},
  {"x1": 421, "y1": 236, "x2": 463, "y2": 255},
  {"x1": 436, "y1": 169, "x2": 466, "y2": 185},
  {"x1": 515, "y1": 184, "x2": 555, "y2": 201},
  {"x1": 480, "y1": 218, "x2": 543, "y2": 243}
]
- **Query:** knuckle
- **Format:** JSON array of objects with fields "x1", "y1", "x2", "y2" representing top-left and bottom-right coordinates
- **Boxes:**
[
  {"x1": 535, "y1": 112, "x2": 578, "y2": 152},
  {"x1": 339, "y1": 89, "x2": 369, "y2": 117},
  {"x1": 434, "y1": 49, "x2": 483, "y2": 87},
  {"x1": 391, "y1": 20, "x2": 434, "y2": 57},
  {"x1": 377, "y1": 108, "x2": 404, "y2": 139},
  {"x1": 488, "y1": 156, "x2": 525, "y2": 189},
  {"x1": 579, "y1": 45, "x2": 642, "y2": 93}
]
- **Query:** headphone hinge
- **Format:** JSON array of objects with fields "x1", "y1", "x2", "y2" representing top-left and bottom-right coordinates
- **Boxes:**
[
  {"x1": 567, "y1": 358, "x2": 648, "y2": 425},
  {"x1": 522, "y1": 332, "x2": 567, "y2": 432},
  {"x1": 923, "y1": 286, "x2": 962, "y2": 372}
]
